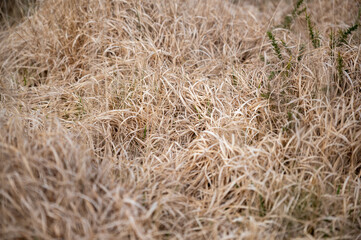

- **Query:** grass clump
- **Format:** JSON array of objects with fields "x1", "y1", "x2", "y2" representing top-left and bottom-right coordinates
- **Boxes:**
[{"x1": 0, "y1": 0, "x2": 361, "y2": 239}]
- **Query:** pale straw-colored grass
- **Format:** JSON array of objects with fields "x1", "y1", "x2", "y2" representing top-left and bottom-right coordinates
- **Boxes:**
[{"x1": 1, "y1": 0, "x2": 360, "y2": 239}]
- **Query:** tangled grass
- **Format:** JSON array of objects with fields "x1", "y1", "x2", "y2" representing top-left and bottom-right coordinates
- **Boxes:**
[{"x1": 0, "y1": 0, "x2": 360, "y2": 239}]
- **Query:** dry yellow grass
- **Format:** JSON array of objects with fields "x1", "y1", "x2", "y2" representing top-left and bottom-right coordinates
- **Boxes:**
[{"x1": 1, "y1": 0, "x2": 360, "y2": 239}]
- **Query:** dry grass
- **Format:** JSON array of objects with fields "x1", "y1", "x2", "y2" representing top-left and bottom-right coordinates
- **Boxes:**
[{"x1": 1, "y1": 0, "x2": 360, "y2": 239}]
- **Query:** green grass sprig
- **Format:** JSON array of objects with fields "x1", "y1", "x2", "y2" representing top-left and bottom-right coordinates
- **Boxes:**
[
  {"x1": 282, "y1": 0, "x2": 305, "y2": 29},
  {"x1": 337, "y1": 52, "x2": 344, "y2": 81},
  {"x1": 267, "y1": 31, "x2": 283, "y2": 60},
  {"x1": 306, "y1": 12, "x2": 320, "y2": 48},
  {"x1": 337, "y1": 24, "x2": 359, "y2": 46}
]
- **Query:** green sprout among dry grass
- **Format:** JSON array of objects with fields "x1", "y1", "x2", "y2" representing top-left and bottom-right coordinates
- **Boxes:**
[{"x1": 1, "y1": 0, "x2": 361, "y2": 239}]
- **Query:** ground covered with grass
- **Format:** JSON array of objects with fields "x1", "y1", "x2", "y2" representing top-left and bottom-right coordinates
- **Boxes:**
[{"x1": 1, "y1": 0, "x2": 360, "y2": 239}]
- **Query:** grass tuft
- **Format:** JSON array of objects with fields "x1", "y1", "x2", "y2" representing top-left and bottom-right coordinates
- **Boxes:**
[{"x1": 0, "y1": 0, "x2": 360, "y2": 239}]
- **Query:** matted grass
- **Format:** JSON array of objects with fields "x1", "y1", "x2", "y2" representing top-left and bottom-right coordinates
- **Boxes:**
[{"x1": 0, "y1": 0, "x2": 360, "y2": 239}]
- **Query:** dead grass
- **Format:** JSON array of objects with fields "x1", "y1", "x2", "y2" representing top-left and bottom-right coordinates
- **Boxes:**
[{"x1": 0, "y1": 0, "x2": 360, "y2": 239}]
